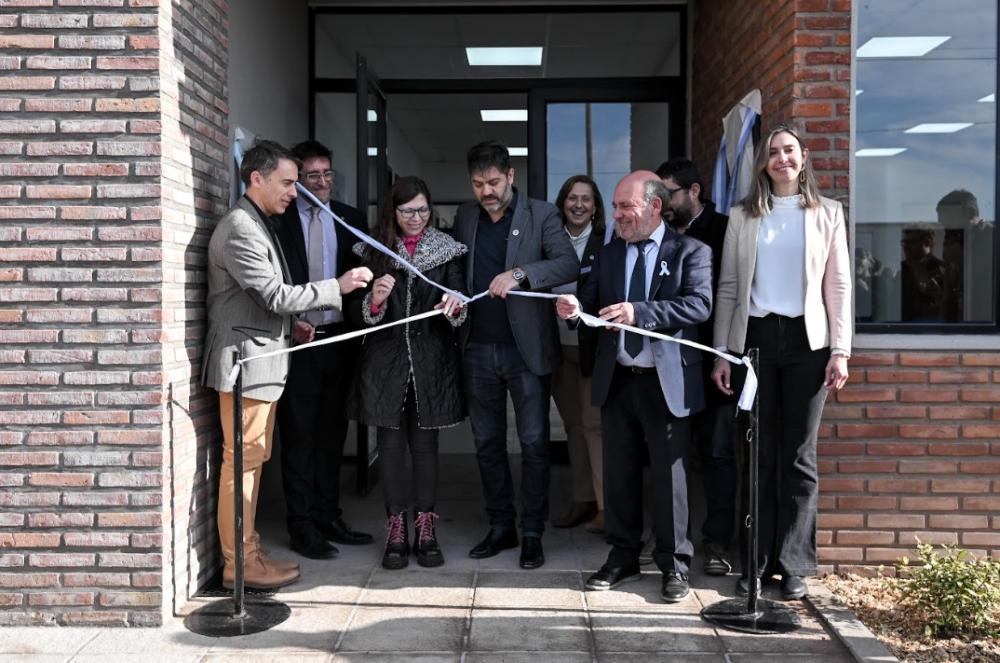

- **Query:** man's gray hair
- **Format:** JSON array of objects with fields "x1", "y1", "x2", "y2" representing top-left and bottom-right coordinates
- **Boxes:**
[{"x1": 642, "y1": 178, "x2": 668, "y2": 208}]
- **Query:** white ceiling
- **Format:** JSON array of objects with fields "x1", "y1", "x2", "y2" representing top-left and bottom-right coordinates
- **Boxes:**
[{"x1": 314, "y1": 10, "x2": 682, "y2": 79}]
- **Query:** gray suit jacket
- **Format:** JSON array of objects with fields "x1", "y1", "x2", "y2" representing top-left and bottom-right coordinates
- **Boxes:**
[
  {"x1": 452, "y1": 192, "x2": 579, "y2": 376},
  {"x1": 201, "y1": 196, "x2": 343, "y2": 401},
  {"x1": 581, "y1": 226, "x2": 713, "y2": 418}
]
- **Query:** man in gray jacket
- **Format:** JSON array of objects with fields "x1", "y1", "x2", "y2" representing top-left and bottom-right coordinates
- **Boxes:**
[
  {"x1": 452, "y1": 140, "x2": 578, "y2": 569},
  {"x1": 202, "y1": 140, "x2": 372, "y2": 590}
]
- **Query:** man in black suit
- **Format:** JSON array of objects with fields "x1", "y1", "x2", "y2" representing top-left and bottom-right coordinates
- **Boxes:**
[
  {"x1": 452, "y1": 140, "x2": 578, "y2": 569},
  {"x1": 656, "y1": 158, "x2": 735, "y2": 577},
  {"x1": 275, "y1": 140, "x2": 373, "y2": 559},
  {"x1": 556, "y1": 170, "x2": 712, "y2": 602}
]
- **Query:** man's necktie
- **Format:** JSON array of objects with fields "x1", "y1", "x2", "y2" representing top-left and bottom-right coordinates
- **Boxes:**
[
  {"x1": 306, "y1": 206, "x2": 327, "y2": 327},
  {"x1": 625, "y1": 240, "x2": 649, "y2": 358}
]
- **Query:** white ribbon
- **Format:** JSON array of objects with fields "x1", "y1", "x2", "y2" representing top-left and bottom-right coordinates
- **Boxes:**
[{"x1": 229, "y1": 175, "x2": 757, "y2": 410}]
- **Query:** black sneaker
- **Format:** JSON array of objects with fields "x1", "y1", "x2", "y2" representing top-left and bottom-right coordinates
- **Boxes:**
[
  {"x1": 660, "y1": 571, "x2": 690, "y2": 603},
  {"x1": 381, "y1": 512, "x2": 409, "y2": 570},
  {"x1": 412, "y1": 511, "x2": 444, "y2": 568}
]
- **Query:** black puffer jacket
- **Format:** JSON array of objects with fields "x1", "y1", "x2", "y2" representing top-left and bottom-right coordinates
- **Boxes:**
[{"x1": 347, "y1": 227, "x2": 468, "y2": 429}]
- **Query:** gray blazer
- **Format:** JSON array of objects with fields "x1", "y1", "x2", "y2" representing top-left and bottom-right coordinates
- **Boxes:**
[
  {"x1": 452, "y1": 192, "x2": 579, "y2": 376},
  {"x1": 201, "y1": 197, "x2": 343, "y2": 401}
]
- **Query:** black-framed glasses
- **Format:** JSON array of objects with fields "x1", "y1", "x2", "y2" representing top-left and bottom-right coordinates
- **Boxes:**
[
  {"x1": 302, "y1": 170, "x2": 334, "y2": 183},
  {"x1": 396, "y1": 206, "x2": 431, "y2": 219},
  {"x1": 665, "y1": 186, "x2": 688, "y2": 197}
]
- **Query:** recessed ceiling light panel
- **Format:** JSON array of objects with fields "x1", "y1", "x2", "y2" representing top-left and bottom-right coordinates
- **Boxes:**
[
  {"x1": 979, "y1": 93, "x2": 995, "y2": 103},
  {"x1": 480, "y1": 109, "x2": 528, "y2": 122},
  {"x1": 856, "y1": 148, "x2": 907, "y2": 157},
  {"x1": 466, "y1": 47, "x2": 543, "y2": 66},
  {"x1": 904, "y1": 122, "x2": 973, "y2": 134},
  {"x1": 856, "y1": 36, "x2": 950, "y2": 58},
  {"x1": 508, "y1": 147, "x2": 529, "y2": 157}
]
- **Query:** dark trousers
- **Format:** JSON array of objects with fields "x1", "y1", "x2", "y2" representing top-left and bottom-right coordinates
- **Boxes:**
[
  {"x1": 377, "y1": 380, "x2": 439, "y2": 515},
  {"x1": 695, "y1": 402, "x2": 737, "y2": 548},
  {"x1": 276, "y1": 326, "x2": 356, "y2": 536},
  {"x1": 742, "y1": 314, "x2": 828, "y2": 577},
  {"x1": 464, "y1": 341, "x2": 551, "y2": 538},
  {"x1": 602, "y1": 367, "x2": 693, "y2": 575}
]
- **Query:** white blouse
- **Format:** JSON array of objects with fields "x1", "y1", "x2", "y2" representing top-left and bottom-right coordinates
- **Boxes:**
[{"x1": 749, "y1": 194, "x2": 806, "y2": 318}]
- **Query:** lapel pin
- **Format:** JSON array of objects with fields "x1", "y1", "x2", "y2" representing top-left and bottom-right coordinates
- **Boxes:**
[
  {"x1": 660, "y1": 260, "x2": 670, "y2": 277},
  {"x1": 511, "y1": 229, "x2": 520, "y2": 237}
]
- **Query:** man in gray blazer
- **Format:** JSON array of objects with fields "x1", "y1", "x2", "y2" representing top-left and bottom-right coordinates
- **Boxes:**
[
  {"x1": 452, "y1": 140, "x2": 578, "y2": 569},
  {"x1": 557, "y1": 171, "x2": 712, "y2": 603},
  {"x1": 202, "y1": 140, "x2": 372, "y2": 590}
]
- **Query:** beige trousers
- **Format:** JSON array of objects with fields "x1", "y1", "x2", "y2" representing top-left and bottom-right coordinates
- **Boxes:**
[
  {"x1": 217, "y1": 391, "x2": 276, "y2": 567},
  {"x1": 551, "y1": 344, "x2": 604, "y2": 509}
]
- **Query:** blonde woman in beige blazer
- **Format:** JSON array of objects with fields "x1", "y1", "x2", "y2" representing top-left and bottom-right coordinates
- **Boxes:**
[{"x1": 710, "y1": 124, "x2": 852, "y2": 601}]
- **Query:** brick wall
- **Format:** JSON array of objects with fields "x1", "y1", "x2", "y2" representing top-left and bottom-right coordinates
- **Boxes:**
[
  {"x1": 157, "y1": 0, "x2": 229, "y2": 614},
  {"x1": 692, "y1": 0, "x2": 849, "y2": 203},
  {"x1": 0, "y1": 1, "x2": 165, "y2": 626},
  {"x1": 694, "y1": 0, "x2": 999, "y2": 572},
  {"x1": 820, "y1": 351, "x2": 1000, "y2": 574}
]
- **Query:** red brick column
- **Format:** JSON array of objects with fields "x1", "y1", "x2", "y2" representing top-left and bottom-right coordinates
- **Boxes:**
[{"x1": 0, "y1": 0, "x2": 230, "y2": 624}]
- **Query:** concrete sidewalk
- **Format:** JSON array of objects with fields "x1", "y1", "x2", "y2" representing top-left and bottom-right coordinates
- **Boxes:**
[{"x1": 0, "y1": 454, "x2": 855, "y2": 662}]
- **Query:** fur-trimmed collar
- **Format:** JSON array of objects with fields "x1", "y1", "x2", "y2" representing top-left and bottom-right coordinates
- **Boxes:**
[{"x1": 353, "y1": 226, "x2": 468, "y2": 272}]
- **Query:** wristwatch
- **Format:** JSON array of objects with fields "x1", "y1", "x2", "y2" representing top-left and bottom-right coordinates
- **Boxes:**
[{"x1": 512, "y1": 267, "x2": 526, "y2": 283}]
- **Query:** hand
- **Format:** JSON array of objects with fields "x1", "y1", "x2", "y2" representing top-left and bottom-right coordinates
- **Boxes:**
[
  {"x1": 488, "y1": 270, "x2": 520, "y2": 298},
  {"x1": 712, "y1": 358, "x2": 733, "y2": 396},
  {"x1": 555, "y1": 294, "x2": 580, "y2": 320},
  {"x1": 434, "y1": 293, "x2": 465, "y2": 316},
  {"x1": 598, "y1": 301, "x2": 636, "y2": 328},
  {"x1": 825, "y1": 355, "x2": 849, "y2": 391},
  {"x1": 338, "y1": 266, "x2": 373, "y2": 295},
  {"x1": 370, "y1": 274, "x2": 395, "y2": 307},
  {"x1": 292, "y1": 320, "x2": 315, "y2": 345}
]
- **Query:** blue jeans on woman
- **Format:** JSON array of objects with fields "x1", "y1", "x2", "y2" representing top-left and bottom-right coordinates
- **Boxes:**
[{"x1": 463, "y1": 341, "x2": 552, "y2": 538}]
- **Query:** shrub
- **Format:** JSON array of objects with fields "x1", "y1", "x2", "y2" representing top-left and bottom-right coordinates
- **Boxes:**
[{"x1": 896, "y1": 541, "x2": 1000, "y2": 639}]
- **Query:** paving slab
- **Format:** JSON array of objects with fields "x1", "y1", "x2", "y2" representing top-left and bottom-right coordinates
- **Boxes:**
[
  {"x1": 337, "y1": 606, "x2": 467, "y2": 653},
  {"x1": 474, "y1": 570, "x2": 583, "y2": 608},
  {"x1": 468, "y1": 608, "x2": 590, "y2": 652},
  {"x1": 590, "y1": 611, "x2": 723, "y2": 653}
]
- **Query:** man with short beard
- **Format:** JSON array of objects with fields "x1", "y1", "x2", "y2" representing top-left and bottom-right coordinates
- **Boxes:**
[
  {"x1": 452, "y1": 140, "x2": 578, "y2": 570},
  {"x1": 656, "y1": 158, "x2": 735, "y2": 578}
]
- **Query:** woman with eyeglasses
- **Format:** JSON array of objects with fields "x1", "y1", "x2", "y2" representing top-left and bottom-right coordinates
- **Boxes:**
[
  {"x1": 711, "y1": 123, "x2": 852, "y2": 601},
  {"x1": 347, "y1": 176, "x2": 468, "y2": 570},
  {"x1": 549, "y1": 175, "x2": 608, "y2": 534}
]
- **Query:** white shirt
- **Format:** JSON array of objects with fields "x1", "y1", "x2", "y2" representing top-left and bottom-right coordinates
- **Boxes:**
[
  {"x1": 616, "y1": 222, "x2": 666, "y2": 368},
  {"x1": 553, "y1": 224, "x2": 593, "y2": 347},
  {"x1": 296, "y1": 196, "x2": 342, "y2": 324},
  {"x1": 749, "y1": 194, "x2": 806, "y2": 319}
]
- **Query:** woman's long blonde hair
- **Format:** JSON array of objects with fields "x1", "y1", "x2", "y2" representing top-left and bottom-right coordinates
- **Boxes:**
[{"x1": 741, "y1": 123, "x2": 822, "y2": 218}]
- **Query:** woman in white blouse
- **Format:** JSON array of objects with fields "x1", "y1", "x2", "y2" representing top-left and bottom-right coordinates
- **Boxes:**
[{"x1": 711, "y1": 123, "x2": 851, "y2": 601}]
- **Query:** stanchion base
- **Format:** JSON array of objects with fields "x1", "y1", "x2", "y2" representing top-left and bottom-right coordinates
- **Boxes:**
[
  {"x1": 700, "y1": 597, "x2": 801, "y2": 634},
  {"x1": 184, "y1": 596, "x2": 291, "y2": 637}
]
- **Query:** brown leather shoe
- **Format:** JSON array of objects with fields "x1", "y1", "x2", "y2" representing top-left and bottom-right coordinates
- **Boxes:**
[
  {"x1": 552, "y1": 501, "x2": 598, "y2": 528},
  {"x1": 223, "y1": 551, "x2": 300, "y2": 590},
  {"x1": 584, "y1": 510, "x2": 605, "y2": 534}
]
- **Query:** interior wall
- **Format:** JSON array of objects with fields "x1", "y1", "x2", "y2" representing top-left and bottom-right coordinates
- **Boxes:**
[{"x1": 228, "y1": 0, "x2": 309, "y2": 147}]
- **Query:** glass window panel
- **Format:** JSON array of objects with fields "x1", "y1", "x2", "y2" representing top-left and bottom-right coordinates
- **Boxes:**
[
  {"x1": 855, "y1": 0, "x2": 997, "y2": 325},
  {"x1": 546, "y1": 102, "x2": 670, "y2": 224}
]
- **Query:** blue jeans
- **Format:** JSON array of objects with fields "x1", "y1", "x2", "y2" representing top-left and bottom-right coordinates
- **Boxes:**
[{"x1": 464, "y1": 341, "x2": 551, "y2": 538}]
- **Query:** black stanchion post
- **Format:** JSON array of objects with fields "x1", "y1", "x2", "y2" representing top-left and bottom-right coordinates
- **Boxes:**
[
  {"x1": 700, "y1": 347, "x2": 802, "y2": 634},
  {"x1": 185, "y1": 345, "x2": 291, "y2": 637}
]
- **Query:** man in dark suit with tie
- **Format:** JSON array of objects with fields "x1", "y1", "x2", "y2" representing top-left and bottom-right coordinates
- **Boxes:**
[
  {"x1": 452, "y1": 140, "x2": 578, "y2": 569},
  {"x1": 274, "y1": 140, "x2": 373, "y2": 559},
  {"x1": 556, "y1": 170, "x2": 712, "y2": 602},
  {"x1": 657, "y1": 158, "x2": 735, "y2": 578}
]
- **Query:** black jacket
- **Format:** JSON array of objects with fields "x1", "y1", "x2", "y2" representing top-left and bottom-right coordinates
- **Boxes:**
[
  {"x1": 682, "y1": 201, "x2": 728, "y2": 347},
  {"x1": 276, "y1": 198, "x2": 368, "y2": 288},
  {"x1": 346, "y1": 228, "x2": 468, "y2": 429}
]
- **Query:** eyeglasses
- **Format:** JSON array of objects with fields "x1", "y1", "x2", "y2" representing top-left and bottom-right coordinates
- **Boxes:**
[
  {"x1": 302, "y1": 170, "x2": 334, "y2": 183},
  {"x1": 665, "y1": 186, "x2": 688, "y2": 197},
  {"x1": 397, "y1": 206, "x2": 431, "y2": 219}
]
